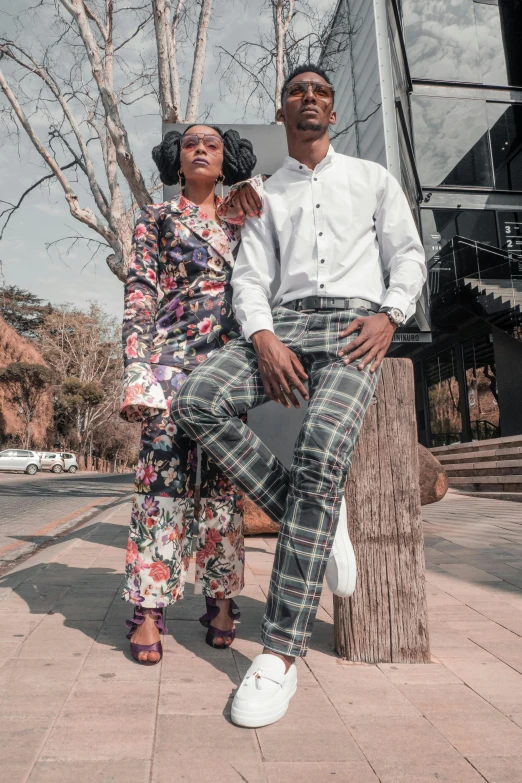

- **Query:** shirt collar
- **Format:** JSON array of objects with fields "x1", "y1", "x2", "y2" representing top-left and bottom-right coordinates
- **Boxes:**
[{"x1": 283, "y1": 144, "x2": 336, "y2": 174}]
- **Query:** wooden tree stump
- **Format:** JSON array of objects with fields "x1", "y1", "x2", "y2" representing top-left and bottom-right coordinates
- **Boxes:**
[{"x1": 334, "y1": 358, "x2": 430, "y2": 664}]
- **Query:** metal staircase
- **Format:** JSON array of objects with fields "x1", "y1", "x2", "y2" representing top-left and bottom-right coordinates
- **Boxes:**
[
  {"x1": 464, "y1": 278, "x2": 522, "y2": 315},
  {"x1": 429, "y1": 236, "x2": 522, "y2": 334}
]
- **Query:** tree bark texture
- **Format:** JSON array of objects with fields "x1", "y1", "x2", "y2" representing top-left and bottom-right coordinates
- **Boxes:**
[{"x1": 334, "y1": 358, "x2": 430, "y2": 664}]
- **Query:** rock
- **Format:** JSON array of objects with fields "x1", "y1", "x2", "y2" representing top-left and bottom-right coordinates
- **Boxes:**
[
  {"x1": 418, "y1": 443, "x2": 448, "y2": 505},
  {"x1": 242, "y1": 443, "x2": 447, "y2": 535},
  {"x1": 244, "y1": 497, "x2": 279, "y2": 536}
]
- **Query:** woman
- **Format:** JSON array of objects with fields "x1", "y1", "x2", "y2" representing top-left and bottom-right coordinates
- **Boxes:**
[{"x1": 120, "y1": 125, "x2": 262, "y2": 664}]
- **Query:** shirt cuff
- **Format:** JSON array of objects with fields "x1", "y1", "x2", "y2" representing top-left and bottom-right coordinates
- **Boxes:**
[
  {"x1": 217, "y1": 175, "x2": 265, "y2": 227},
  {"x1": 380, "y1": 292, "x2": 416, "y2": 322},
  {"x1": 242, "y1": 313, "x2": 275, "y2": 342},
  {"x1": 120, "y1": 362, "x2": 167, "y2": 422}
]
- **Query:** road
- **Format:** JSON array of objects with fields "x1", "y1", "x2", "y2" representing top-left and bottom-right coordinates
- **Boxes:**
[{"x1": 0, "y1": 471, "x2": 133, "y2": 568}]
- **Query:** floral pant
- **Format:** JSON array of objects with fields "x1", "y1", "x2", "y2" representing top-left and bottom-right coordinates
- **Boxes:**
[{"x1": 123, "y1": 366, "x2": 245, "y2": 608}]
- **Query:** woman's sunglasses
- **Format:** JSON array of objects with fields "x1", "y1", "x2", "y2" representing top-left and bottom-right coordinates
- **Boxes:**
[
  {"x1": 284, "y1": 81, "x2": 335, "y2": 102},
  {"x1": 180, "y1": 134, "x2": 223, "y2": 154}
]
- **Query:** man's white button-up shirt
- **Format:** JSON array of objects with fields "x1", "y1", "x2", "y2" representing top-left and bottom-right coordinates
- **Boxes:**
[{"x1": 232, "y1": 146, "x2": 426, "y2": 341}]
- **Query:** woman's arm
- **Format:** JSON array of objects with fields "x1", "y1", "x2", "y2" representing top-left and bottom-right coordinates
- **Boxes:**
[
  {"x1": 217, "y1": 175, "x2": 265, "y2": 226},
  {"x1": 123, "y1": 206, "x2": 161, "y2": 366},
  {"x1": 120, "y1": 206, "x2": 167, "y2": 421}
]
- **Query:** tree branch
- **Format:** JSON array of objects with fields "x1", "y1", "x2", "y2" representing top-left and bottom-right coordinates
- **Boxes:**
[
  {"x1": 59, "y1": 0, "x2": 152, "y2": 206},
  {"x1": 329, "y1": 104, "x2": 381, "y2": 140},
  {"x1": 0, "y1": 65, "x2": 115, "y2": 245},
  {"x1": 0, "y1": 161, "x2": 78, "y2": 240},
  {"x1": 185, "y1": 0, "x2": 212, "y2": 122},
  {"x1": 0, "y1": 40, "x2": 110, "y2": 220},
  {"x1": 153, "y1": 0, "x2": 178, "y2": 122}
]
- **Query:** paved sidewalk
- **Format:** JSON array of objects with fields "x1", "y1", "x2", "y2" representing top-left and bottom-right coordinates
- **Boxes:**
[{"x1": 1, "y1": 491, "x2": 522, "y2": 782}]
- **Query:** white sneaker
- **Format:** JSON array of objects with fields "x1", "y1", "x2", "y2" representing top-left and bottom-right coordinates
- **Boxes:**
[
  {"x1": 325, "y1": 496, "x2": 357, "y2": 598},
  {"x1": 231, "y1": 653, "x2": 297, "y2": 728}
]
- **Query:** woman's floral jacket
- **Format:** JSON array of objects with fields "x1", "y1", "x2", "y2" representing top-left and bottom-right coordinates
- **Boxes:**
[{"x1": 120, "y1": 177, "x2": 264, "y2": 422}]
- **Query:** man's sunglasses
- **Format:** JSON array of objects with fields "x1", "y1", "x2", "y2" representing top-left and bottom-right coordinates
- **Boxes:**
[
  {"x1": 180, "y1": 133, "x2": 223, "y2": 154},
  {"x1": 284, "y1": 81, "x2": 335, "y2": 102}
]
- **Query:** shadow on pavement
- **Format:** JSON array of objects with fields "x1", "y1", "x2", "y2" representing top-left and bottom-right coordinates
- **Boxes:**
[{"x1": 0, "y1": 519, "x2": 339, "y2": 678}]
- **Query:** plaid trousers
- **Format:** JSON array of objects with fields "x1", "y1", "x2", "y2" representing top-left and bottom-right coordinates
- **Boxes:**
[{"x1": 173, "y1": 307, "x2": 380, "y2": 656}]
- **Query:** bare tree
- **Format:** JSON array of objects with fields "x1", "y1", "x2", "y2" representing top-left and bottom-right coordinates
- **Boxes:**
[
  {"x1": 218, "y1": 0, "x2": 378, "y2": 141},
  {"x1": 219, "y1": 0, "x2": 348, "y2": 122},
  {"x1": 0, "y1": 1, "x2": 214, "y2": 282}
]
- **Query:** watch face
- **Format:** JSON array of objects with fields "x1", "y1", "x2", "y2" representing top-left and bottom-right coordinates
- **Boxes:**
[{"x1": 390, "y1": 308, "x2": 404, "y2": 324}]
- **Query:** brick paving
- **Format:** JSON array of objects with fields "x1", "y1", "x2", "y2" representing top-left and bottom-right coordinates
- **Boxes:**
[{"x1": 1, "y1": 490, "x2": 522, "y2": 782}]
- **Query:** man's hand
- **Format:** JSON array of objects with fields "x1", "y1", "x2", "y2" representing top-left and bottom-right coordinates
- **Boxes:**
[
  {"x1": 338, "y1": 313, "x2": 396, "y2": 373},
  {"x1": 251, "y1": 330, "x2": 309, "y2": 408},
  {"x1": 231, "y1": 183, "x2": 261, "y2": 218}
]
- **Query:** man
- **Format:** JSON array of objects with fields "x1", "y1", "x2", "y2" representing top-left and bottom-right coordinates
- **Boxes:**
[{"x1": 174, "y1": 63, "x2": 426, "y2": 727}]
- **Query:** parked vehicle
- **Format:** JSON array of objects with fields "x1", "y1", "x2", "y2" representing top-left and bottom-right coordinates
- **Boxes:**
[
  {"x1": 58, "y1": 452, "x2": 79, "y2": 473},
  {"x1": 0, "y1": 449, "x2": 41, "y2": 474},
  {"x1": 37, "y1": 452, "x2": 65, "y2": 473}
]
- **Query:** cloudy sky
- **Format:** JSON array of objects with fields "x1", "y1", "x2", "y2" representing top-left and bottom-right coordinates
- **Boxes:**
[{"x1": 0, "y1": 0, "x2": 330, "y2": 320}]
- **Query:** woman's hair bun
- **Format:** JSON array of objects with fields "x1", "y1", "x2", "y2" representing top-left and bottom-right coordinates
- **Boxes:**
[
  {"x1": 151, "y1": 126, "x2": 257, "y2": 188},
  {"x1": 152, "y1": 130, "x2": 183, "y2": 186},
  {"x1": 222, "y1": 129, "x2": 257, "y2": 186}
]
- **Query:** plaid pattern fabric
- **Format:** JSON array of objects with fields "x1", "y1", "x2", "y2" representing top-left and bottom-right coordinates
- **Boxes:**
[{"x1": 174, "y1": 307, "x2": 380, "y2": 656}]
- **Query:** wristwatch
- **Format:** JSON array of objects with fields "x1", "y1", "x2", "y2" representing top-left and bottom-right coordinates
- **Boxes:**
[{"x1": 379, "y1": 306, "x2": 405, "y2": 326}]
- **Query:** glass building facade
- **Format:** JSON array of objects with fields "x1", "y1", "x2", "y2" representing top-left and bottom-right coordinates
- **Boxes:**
[
  {"x1": 323, "y1": 0, "x2": 522, "y2": 447},
  {"x1": 402, "y1": 0, "x2": 522, "y2": 446}
]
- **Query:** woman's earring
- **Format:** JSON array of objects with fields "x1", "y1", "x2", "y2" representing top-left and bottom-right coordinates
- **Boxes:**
[
  {"x1": 218, "y1": 171, "x2": 224, "y2": 200},
  {"x1": 178, "y1": 167, "x2": 185, "y2": 193}
]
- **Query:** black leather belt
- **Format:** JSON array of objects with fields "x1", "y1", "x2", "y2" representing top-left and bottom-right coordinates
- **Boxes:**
[{"x1": 281, "y1": 296, "x2": 380, "y2": 313}]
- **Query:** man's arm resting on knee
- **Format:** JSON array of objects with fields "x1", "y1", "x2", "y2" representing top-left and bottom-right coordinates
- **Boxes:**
[{"x1": 251, "y1": 330, "x2": 308, "y2": 409}]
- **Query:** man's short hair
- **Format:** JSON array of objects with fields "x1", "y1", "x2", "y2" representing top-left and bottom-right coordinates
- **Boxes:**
[{"x1": 281, "y1": 64, "x2": 334, "y2": 104}]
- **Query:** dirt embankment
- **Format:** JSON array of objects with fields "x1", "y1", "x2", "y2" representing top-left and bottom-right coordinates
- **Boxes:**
[{"x1": 0, "y1": 316, "x2": 53, "y2": 447}]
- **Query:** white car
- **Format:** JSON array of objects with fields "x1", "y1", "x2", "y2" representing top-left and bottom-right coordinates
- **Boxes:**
[
  {"x1": 37, "y1": 452, "x2": 66, "y2": 473},
  {"x1": 58, "y1": 452, "x2": 79, "y2": 473},
  {"x1": 0, "y1": 449, "x2": 41, "y2": 474}
]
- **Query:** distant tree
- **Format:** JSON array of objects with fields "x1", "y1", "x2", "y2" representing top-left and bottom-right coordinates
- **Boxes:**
[
  {"x1": 0, "y1": 284, "x2": 51, "y2": 339},
  {"x1": 36, "y1": 302, "x2": 121, "y2": 461},
  {"x1": 0, "y1": 361, "x2": 55, "y2": 447},
  {"x1": 54, "y1": 376, "x2": 105, "y2": 451},
  {"x1": 92, "y1": 414, "x2": 140, "y2": 469}
]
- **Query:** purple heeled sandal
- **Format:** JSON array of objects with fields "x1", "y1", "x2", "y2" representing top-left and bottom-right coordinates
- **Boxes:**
[
  {"x1": 199, "y1": 597, "x2": 241, "y2": 649},
  {"x1": 125, "y1": 606, "x2": 168, "y2": 665}
]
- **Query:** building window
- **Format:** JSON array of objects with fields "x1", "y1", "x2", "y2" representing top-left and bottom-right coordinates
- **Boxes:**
[
  {"x1": 412, "y1": 96, "x2": 492, "y2": 187},
  {"x1": 425, "y1": 348, "x2": 462, "y2": 446},
  {"x1": 462, "y1": 334, "x2": 500, "y2": 440},
  {"x1": 488, "y1": 103, "x2": 522, "y2": 192},
  {"x1": 403, "y1": 0, "x2": 522, "y2": 87},
  {"x1": 421, "y1": 209, "x2": 498, "y2": 262}
]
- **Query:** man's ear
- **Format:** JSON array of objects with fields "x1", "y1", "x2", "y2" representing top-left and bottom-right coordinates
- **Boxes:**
[
  {"x1": 276, "y1": 106, "x2": 285, "y2": 124},
  {"x1": 329, "y1": 110, "x2": 337, "y2": 127}
]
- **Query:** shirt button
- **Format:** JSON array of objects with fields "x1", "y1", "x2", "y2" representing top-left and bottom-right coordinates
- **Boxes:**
[
  {"x1": 316, "y1": 204, "x2": 320, "y2": 208},
  {"x1": 320, "y1": 259, "x2": 325, "y2": 264},
  {"x1": 320, "y1": 284, "x2": 325, "y2": 289},
  {"x1": 299, "y1": 165, "x2": 303, "y2": 169},
  {"x1": 319, "y1": 232, "x2": 323, "y2": 236},
  {"x1": 314, "y1": 177, "x2": 318, "y2": 181}
]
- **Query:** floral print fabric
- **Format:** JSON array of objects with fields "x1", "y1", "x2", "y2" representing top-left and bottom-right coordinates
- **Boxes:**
[
  {"x1": 120, "y1": 361, "x2": 167, "y2": 422},
  {"x1": 122, "y1": 176, "x2": 264, "y2": 379},
  {"x1": 122, "y1": 367, "x2": 244, "y2": 606},
  {"x1": 121, "y1": 178, "x2": 261, "y2": 604}
]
